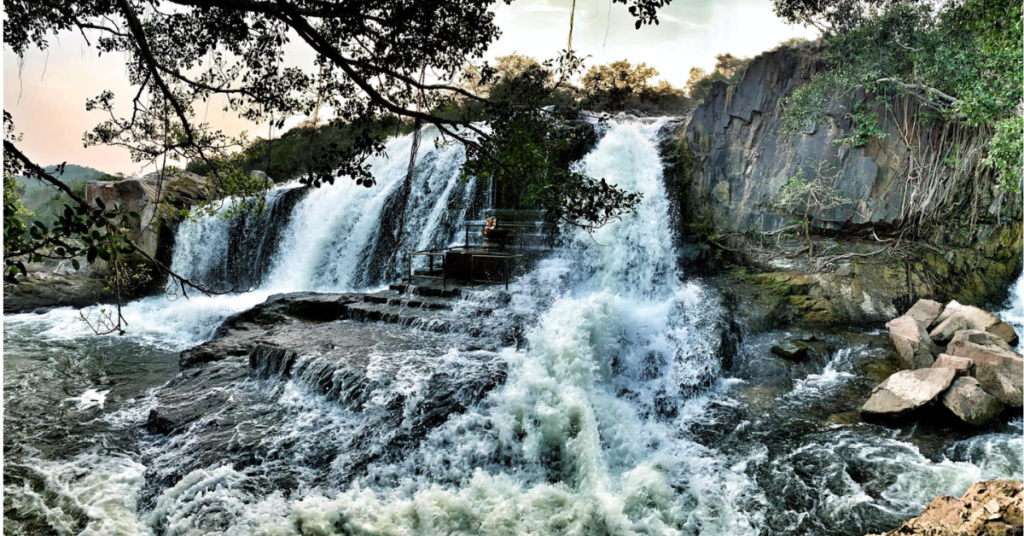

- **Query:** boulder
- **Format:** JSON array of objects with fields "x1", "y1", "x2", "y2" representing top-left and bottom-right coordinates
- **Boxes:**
[
  {"x1": 931, "y1": 353, "x2": 974, "y2": 376},
  {"x1": 861, "y1": 367, "x2": 957, "y2": 418},
  {"x1": 947, "y1": 330, "x2": 1024, "y2": 408},
  {"x1": 771, "y1": 340, "x2": 810, "y2": 360},
  {"x1": 941, "y1": 377, "x2": 1004, "y2": 426},
  {"x1": 885, "y1": 315, "x2": 939, "y2": 369},
  {"x1": 904, "y1": 299, "x2": 943, "y2": 329},
  {"x1": 933, "y1": 299, "x2": 963, "y2": 325},
  {"x1": 865, "y1": 480, "x2": 1023, "y2": 536},
  {"x1": 987, "y1": 321, "x2": 1020, "y2": 347},
  {"x1": 929, "y1": 304, "x2": 1019, "y2": 345},
  {"x1": 84, "y1": 170, "x2": 210, "y2": 263},
  {"x1": 250, "y1": 169, "x2": 274, "y2": 185}
]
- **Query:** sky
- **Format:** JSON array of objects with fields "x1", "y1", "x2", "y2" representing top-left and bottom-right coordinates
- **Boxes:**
[{"x1": 2, "y1": 0, "x2": 817, "y2": 175}]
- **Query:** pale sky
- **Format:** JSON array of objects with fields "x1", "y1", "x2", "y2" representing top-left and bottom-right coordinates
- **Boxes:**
[{"x1": 2, "y1": 0, "x2": 817, "y2": 175}]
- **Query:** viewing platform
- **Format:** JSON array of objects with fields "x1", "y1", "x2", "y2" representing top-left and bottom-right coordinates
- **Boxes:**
[{"x1": 403, "y1": 210, "x2": 555, "y2": 290}]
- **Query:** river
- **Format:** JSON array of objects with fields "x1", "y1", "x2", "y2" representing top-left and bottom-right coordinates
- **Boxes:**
[{"x1": 4, "y1": 117, "x2": 1021, "y2": 535}]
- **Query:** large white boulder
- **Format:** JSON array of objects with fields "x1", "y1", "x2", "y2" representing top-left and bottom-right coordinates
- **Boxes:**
[
  {"x1": 941, "y1": 376, "x2": 1004, "y2": 426},
  {"x1": 947, "y1": 330, "x2": 1023, "y2": 408},
  {"x1": 861, "y1": 367, "x2": 958, "y2": 418},
  {"x1": 885, "y1": 315, "x2": 939, "y2": 369}
]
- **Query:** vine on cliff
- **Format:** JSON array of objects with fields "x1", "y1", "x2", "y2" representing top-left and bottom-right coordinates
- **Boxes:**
[{"x1": 775, "y1": 0, "x2": 1023, "y2": 206}]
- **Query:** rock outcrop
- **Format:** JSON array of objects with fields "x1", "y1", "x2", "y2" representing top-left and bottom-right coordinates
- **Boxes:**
[
  {"x1": 668, "y1": 45, "x2": 1022, "y2": 326},
  {"x1": 3, "y1": 273, "x2": 114, "y2": 314},
  {"x1": 84, "y1": 170, "x2": 210, "y2": 267},
  {"x1": 866, "y1": 299, "x2": 1021, "y2": 425},
  {"x1": 866, "y1": 480, "x2": 1023, "y2": 536},
  {"x1": 145, "y1": 284, "x2": 519, "y2": 488}
]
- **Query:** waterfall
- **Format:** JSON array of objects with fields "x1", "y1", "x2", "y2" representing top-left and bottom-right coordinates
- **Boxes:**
[
  {"x1": 7, "y1": 117, "x2": 1021, "y2": 536},
  {"x1": 1000, "y1": 268, "x2": 1024, "y2": 351},
  {"x1": 258, "y1": 118, "x2": 752, "y2": 536},
  {"x1": 15, "y1": 126, "x2": 485, "y2": 348},
  {"x1": 179, "y1": 126, "x2": 480, "y2": 294}
]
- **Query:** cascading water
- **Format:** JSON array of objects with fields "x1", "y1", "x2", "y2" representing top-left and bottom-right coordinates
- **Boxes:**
[{"x1": 3, "y1": 118, "x2": 1021, "y2": 536}]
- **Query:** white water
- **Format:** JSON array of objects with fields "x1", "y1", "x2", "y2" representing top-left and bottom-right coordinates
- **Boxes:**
[
  {"x1": 5, "y1": 118, "x2": 1022, "y2": 536},
  {"x1": 5, "y1": 126, "x2": 477, "y2": 350}
]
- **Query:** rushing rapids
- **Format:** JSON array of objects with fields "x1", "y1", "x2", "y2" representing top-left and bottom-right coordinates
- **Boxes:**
[{"x1": 3, "y1": 118, "x2": 1022, "y2": 536}]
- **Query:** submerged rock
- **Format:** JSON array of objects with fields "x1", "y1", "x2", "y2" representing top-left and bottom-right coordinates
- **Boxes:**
[
  {"x1": 866, "y1": 480, "x2": 1023, "y2": 536},
  {"x1": 941, "y1": 377, "x2": 1004, "y2": 427},
  {"x1": 861, "y1": 367, "x2": 957, "y2": 418},
  {"x1": 771, "y1": 340, "x2": 811, "y2": 360}
]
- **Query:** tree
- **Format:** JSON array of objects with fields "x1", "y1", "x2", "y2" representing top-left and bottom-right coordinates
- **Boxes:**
[
  {"x1": 4, "y1": 0, "x2": 673, "y2": 331},
  {"x1": 684, "y1": 54, "x2": 752, "y2": 102},
  {"x1": 582, "y1": 60, "x2": 660, "y2": 109},
  {"x1": 773, "y1": 160, "x2": 848, "y2": 259}
]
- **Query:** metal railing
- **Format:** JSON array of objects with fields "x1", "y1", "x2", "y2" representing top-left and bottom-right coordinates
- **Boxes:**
[
  {"x1": 463, "y1": 222, "x2": 555, "y2": 250},
  {"x1": 407, "y1": 249, "x2": 447, "y2": 287},
  {"x1": 470, "y1": 253, "x2": 522, "y2": 290}
]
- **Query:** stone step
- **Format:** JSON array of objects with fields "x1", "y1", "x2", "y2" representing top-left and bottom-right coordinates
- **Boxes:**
[
  {"x1": 389, "y1": 283, "x2": 462, "y2": 299},
  {"x1": 344, "y1": 302, "x2": 493, "y2": 333},
  {"x1": 362, "y1": 292, "x2": 456, "y2": 310}
]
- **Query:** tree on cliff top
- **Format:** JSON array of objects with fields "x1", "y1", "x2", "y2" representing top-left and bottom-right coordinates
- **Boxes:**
[{"x1": 4, "y1": 0, "x2": 671, "y2": 330}]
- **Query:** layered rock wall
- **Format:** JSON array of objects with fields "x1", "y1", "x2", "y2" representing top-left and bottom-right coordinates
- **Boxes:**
[{"x1": 666, "y1": 45, "x2": 1023, "y2": 325}]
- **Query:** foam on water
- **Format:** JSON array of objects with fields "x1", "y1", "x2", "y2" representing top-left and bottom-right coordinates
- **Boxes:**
[
  {"x1": 5, "y1": 117, "x2": 1023, "y2": 536},
  {"x1": 5, "y1": 454, "x2": 149, "y2": 536}
]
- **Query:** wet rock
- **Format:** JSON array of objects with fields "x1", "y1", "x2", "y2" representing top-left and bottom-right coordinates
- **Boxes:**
[
  {"x1": 866, "y1": 480, "x2": 1023, "y2": 536},
  {"x1": 147, "y1": 383, "x2": 236, "y2": 434},
  {"x1": 947, "y1": 330, "x2": 1024, "y2": 408},
  {"x1": 885, "y1": 315, "x2": 939, "y2": 370},
  {"x1": 941, "y1": 377, "x2": 1004, "y2": 427},
  {"x1": 825, "y1": 411, "x2": 862, "y2": 426},
  {"x1": 930, "y1": 303, "x2": 1019, "y2": 346},
  {"x1": 3, "y1": 273, "x2": 114, "y2": 314},
  {"x1": 932, "y1": 353, "x2": 974, "y2": 376},
  {"x1": 771, "y1": 340, "x2": 811, "y2": 360},
  {"x1": 861, "y1": 367, "x2": 957, "y2": 418},
  {"x1": 904, "y1": 299, "x2": 943, "y2": 329}
]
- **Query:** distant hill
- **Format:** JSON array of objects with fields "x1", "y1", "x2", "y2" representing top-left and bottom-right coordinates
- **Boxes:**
[{"x1": 18, "y1": 164, "x2": 120, "y2": 223}]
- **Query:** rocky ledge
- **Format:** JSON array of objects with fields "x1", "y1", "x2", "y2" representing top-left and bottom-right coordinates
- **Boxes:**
[
  {"x1": 141, "y1": 284, "x2": 520, "y2": 491},
  {"x1": 4, "y1": 272, "x2": 113, "y2": 314},
  {"x1": 860, "y1": 299, "x2": 1021, "y2": 426},
  {"x1": 867, "y1": 480, "x2": 1023, "y2": 536}
]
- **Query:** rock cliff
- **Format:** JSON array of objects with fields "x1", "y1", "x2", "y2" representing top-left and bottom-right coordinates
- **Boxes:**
[
  {"x1": 84, "y1": 169, "x2": 210, "y2": 269},
  {"x1": 664, "y1": 45, "x2": 1023, "y2": 326}
]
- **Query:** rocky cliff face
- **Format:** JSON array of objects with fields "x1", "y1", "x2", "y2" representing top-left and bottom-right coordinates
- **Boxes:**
[
  {"x1": 679, "y1": 45, "x2": 1019, "y2": 234},
  {"x1": 84, "y1": 170, "x2": 210, "y2": 270},
  {"x1": 665, "y1": 45, "x2": 1023, "y2": 326}
]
